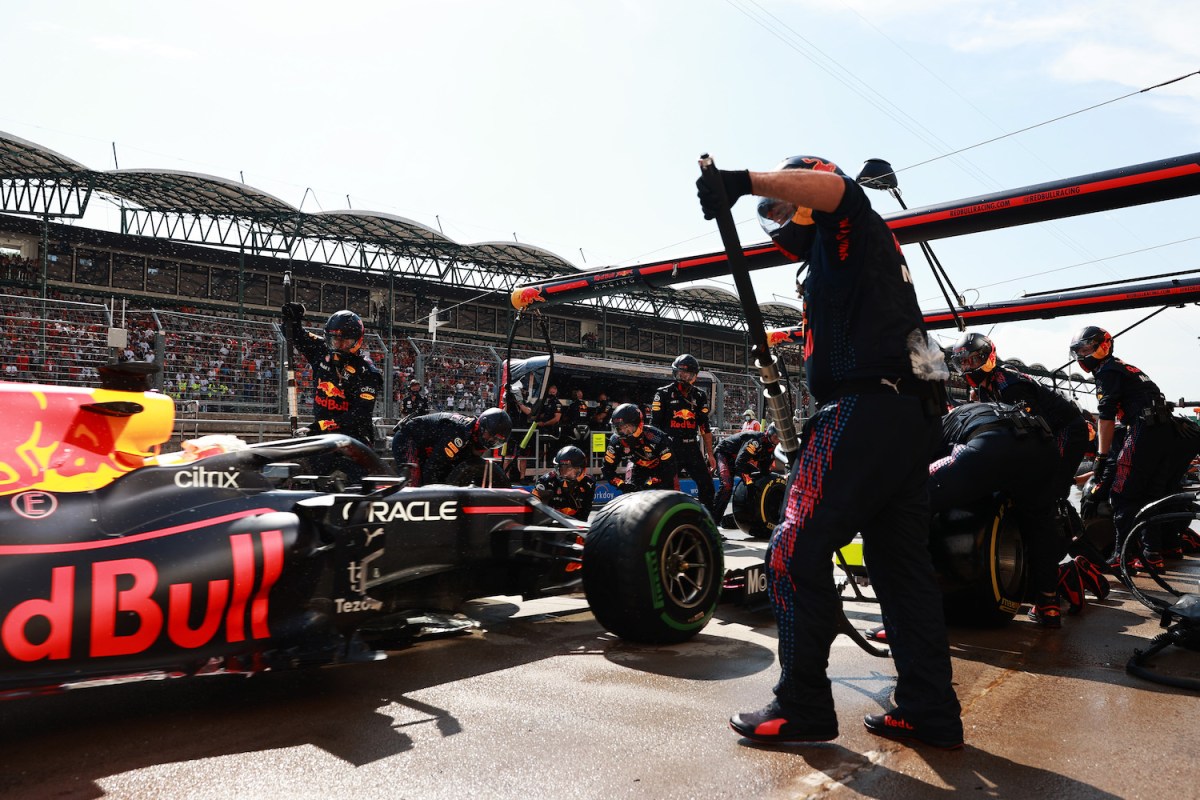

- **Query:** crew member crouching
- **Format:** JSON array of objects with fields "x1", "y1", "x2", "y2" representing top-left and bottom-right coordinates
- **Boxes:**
[
  {"x1": 532, "y1": 445, "x2": 596, "y2": 520},
  {"x1": 601, "y1": 403, "x2": 677, "y2": 493},
  {"x1": 391, "y1": 408, "x2": 511, "y2": 487}
]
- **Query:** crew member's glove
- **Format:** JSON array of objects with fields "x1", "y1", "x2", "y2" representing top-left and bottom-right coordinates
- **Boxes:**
[
  {"x1": 696, "y1": 169, "x2": 752, "y2": 220},
  {"x1": 282, "y1": 302, "x2": 306, "y2": 322},
  {"x1": 561, "y1": 507, "x2": 577, "y2": 517},
  {"x1": 318, "y1": 419, "x2": 339, "y2": 431},
  {"x1": 1090, "y1": 453, "x2": 1112, "y2": 494}
]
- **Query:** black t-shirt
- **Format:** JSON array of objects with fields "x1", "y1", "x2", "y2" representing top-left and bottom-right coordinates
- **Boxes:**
[
  {"x1": 1092, "y1": 357, "x2": 1164, "y2": 423},
  {"x1": 976, "y1": 364, "x2": 1082, "y2": 432},
  {"x1": 801, "y1": 176, "x2": 924, "y2": 403}
]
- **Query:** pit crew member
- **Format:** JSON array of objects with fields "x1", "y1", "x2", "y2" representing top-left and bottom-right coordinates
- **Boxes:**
[
  {"x1": 698, "y1": 154, "x2": 961, "y2": 750},
  {"x1": 281, "y1": 303, "x2": 381, "y2": 447},
  {"x1": 930, "y1": 402, "x2": 1064, "y2": 627},
  {"x1": 711, "y1": 424, "x2": 780, "y2": 523},
  {"x1": 532, "y1": 445, "x2": 596, "y2": 520},
  {"x1": 652, "y1": 354, "x2": 716, "y2": 514},
  {"x1": 601, "y1": 403, "x2": 677, "y2": 493},
  {"x1": 950, "y1": 332, "x2": 1089, "y2": 504},
  {"x1": 400, "y1": 378, "x2": 431, "y2": 419},
  {"x1": 391, "y1": 408, "x2": 512, "y2": 487},
  {"x1": 1070, "y1": 325, "x2": 1200, "y2": 571}
]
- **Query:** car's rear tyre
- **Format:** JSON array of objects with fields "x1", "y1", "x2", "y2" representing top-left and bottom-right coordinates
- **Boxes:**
[
  {"x1": 583, "y1": 490, "x2": 723, "y2": 643},
  {"x1": 930, "y1": 498, "x2": 1026, "y2": 626},
  {"x1": 731, "y1": 473, "x2": 787, "y2": 539}
]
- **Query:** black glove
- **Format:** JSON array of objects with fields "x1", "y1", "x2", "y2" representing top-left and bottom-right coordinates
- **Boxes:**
[
  {"x1": 282, "y1": 302, "x2": 306, "y2": 323},
  {"x1": 696, "y1": 169, "x2": 752, "y2": 220},
  {"x1": 1091, "y1": 453, "x2": 1113, "y2": 492}
]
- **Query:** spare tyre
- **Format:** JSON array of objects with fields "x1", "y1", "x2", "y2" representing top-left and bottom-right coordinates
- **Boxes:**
[
  {"x1": 583, "y1": 490, "x2": 723, "y2": 643},
  {"x1": 928, "y1": 497, "x2": 1027, "y2": 627},
  {"x1": 731, "y1": 473, "x2": 787, "y2": 539}
]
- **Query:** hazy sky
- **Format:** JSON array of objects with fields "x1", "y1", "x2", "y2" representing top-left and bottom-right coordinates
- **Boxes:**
[{"x1": 4, "y1": 1, "x2": 1200, "y2": 408}]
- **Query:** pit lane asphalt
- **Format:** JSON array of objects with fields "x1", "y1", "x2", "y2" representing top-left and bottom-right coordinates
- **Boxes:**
[{"x1": 0, "y1": 530, "x2": 1194, "y2": 800}]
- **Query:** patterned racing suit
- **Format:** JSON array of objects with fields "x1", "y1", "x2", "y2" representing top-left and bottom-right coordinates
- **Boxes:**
[
  {"x1": 652, "y1": 380, "x2": 715, "y2": 512},
  {"x1": 532, "y1": 471, "x2": 597, "y2": 520},
  {"x1": 391, "y1": 412, "x2": 484, "y2": 487},
  {"x1": 712, "y1": 430, "x2": 774, "y2": 522},
  {"x1": 288, "y1": 321, "x2": 381, "y2": 447},
  {"x1": 768, "y1": 176, "x2": 961, "y2": 738},
  {"x1": 600, "y1": 424, "x2": 677, "y2": 492}
]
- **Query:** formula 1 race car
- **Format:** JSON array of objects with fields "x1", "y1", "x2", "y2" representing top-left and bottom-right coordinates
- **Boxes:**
[{"x1": 0, "y1": 372, "x2": 723, "y2": 698}]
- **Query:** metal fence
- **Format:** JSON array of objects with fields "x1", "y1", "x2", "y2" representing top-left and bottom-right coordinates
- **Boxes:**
[
  {"x1": 3, "y1": 297, "x2": 783, "y2": 462},
  {"x1": 0, "y1": 293, "x2": 112, "y2": 385}
]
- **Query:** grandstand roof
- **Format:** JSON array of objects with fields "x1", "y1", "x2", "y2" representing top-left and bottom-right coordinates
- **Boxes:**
[
  {"x1": 0, "y1": 131, "x2": 91, "y2": 176},
  {"x1": 0, "y1": 130, "x2": 767, "y2": 329},
  {"x1": 468, "y1": 241, "x2": 577, "y2": 274},
  {"x1": 95, "y1": 169, "x2": 299, "y2": 217}
]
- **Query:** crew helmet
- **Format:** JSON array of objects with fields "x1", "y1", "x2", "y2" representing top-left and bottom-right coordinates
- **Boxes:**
[
  {"x1": 757, "y1": 155, "x2": 847, "y2": 263},
  {"x1": 1069, "y1": 325, "x2": 1113, "y2": 373},
  {"x1": 325, "y1": 310, "x2": 365, "y2": 354},
  {"x1": 474, "y1": 407, "x2": 512, "y2": 449},
  {"x1": 611, "y1": 403, "x2": 644, "y2": 437},
  {"x1": 765, "y1": 422, "x2": 780, "y2": 443},
  {"x1": 672, "y1": 353, "x2": 700, "y2": 384},
  {"x1": 949, "y1": 332, "x2": 998, "y2": 388},
  {"x1": 742, "y1": 408, "x2": 756, "y2": 419},
  {"x1": 554, "y1": 445, "x2": 587, "y2": 478}
]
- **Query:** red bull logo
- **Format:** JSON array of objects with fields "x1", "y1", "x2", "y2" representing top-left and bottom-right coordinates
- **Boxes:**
[
  {"x1": 317, "y1": 381, "x2": 346, "y2": 400},
  {"x1": 0, "y1": 529, "x2": 283, "y2": 661},
  {"x1": 0, "y1": 383, "x2": 175, "y2": 496},
  {"x1": 766, "y1": 326, "x2": 804, "y2": 348},
  {"x1": 315, "y1": 381, "x2": 350, "y2": 413},
  {"x1": 674, "y1": 409, "x2": 697, "y2": 421},
  {"x1": 510, "y1": 286, "x2": 546, "y2": 310}
]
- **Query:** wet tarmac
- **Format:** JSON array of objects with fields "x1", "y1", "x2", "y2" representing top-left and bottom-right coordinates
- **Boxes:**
[{"x1": 0, "y1": 531, "x2": 1195, "y2": 800}]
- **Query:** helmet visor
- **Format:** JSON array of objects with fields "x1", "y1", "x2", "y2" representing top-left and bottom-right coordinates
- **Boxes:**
[
  {"x1": 1071, "y1": 339, "x2": 1099, "y2": 359},
  {"x1": 480, "y1": 430, "x2": 506, "y2": 448},
  {"x1": 557, "y1": 462, "x2": 583, "y2": 480},
  {"x1": 949, "y1": 348, "x2": 987, "y2": 374},
  {"x1": 615, "y1": 420, "x2": 640, "y2": 437},
  {"x1": 757, "y1": 198, "x2": 798, "y2": 235}
]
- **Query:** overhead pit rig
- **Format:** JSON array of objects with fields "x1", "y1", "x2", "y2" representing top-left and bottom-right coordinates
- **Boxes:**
[{"x1": 508, "y1": 151, "x2": 1200, "y2": 330}]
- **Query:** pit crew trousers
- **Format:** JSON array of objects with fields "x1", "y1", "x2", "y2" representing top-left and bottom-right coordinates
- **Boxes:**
[
  {"x1": 1111, "y1": 420, "x2": 1200, "y2": 554},
  {"x1": 767, "y1": 392, "x2": 961, "y2": 732},
  {"x1": 711, "y1": 453, "x2": 736, "y2": 522},
  {"x1": 672, "y1": 441, "x2": 715, "y2": 514}
]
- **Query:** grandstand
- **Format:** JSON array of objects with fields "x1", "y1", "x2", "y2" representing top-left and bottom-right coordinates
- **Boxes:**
[
  {"x1": 0, "y1": 130, "x2": 803, "y2": 449},
  {"x1": 0, "y1": 131, "x2": 1094, "y2": 460}
]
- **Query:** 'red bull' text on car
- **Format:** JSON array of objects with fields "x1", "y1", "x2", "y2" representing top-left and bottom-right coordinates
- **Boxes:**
[{"x1": 0, "y1": 371, "x2": 723, "y2": 698}]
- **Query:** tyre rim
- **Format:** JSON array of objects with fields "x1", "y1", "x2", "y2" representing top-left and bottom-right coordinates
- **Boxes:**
[
  {"x1": 996, "y1": 519, "x2": 1023, "y2": 594},
  {"x1": 659, "y1": 523, "x2": 713, "y2": 609}
]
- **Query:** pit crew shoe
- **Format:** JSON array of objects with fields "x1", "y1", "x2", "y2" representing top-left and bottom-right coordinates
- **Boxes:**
[
  {"x1": 1028, "y1": 602, "x2": 1062, "y2": 628},
  {"x1": 865, "y1": 625, "x2": 888, "y2": 643},
  {"x1": 864, "y1": 711, "x2": 963, "y2": 751},
  {"x1": 1140, "y1": 550, "x2": 1165, "y2": 571},
  {"x1": 730, "y1": 702, "x2": 837, "y2": 744}
]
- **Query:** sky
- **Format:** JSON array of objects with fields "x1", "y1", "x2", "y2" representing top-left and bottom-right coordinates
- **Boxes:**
[{"x1": 4, "y1": 0, "x2": 1200, "y2": 410}]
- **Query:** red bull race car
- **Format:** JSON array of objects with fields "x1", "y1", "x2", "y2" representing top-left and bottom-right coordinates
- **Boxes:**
[{"x1": 0, "y1": 371, "x2": 724, "y2": 698}]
